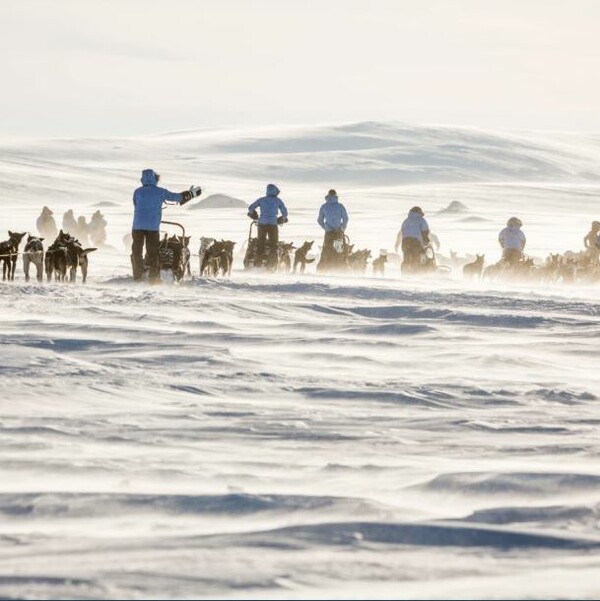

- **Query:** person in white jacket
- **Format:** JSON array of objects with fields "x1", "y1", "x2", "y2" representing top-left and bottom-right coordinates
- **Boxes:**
[
  {"x1": 399, "y1": 206, "x2": 430, "y2": 273},
  {"x1": 499, "y1": 217, "x2": 526, "y2": 265}
]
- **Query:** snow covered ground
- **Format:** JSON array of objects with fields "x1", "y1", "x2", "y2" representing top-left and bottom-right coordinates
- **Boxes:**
[{"x1": 1, "y1": 122, "x2": 600, "y2": 599}]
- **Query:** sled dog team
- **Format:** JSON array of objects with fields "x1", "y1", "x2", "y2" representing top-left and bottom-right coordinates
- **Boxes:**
[
  {"x1": 0, "y1": 230, "x2": 96, "y2": 283},
  {"x1": 2, "y1": 168, "x2": 600, "y2": 283},
  {"x1": 129, "y1": 168, "x2": 600, "y2": 283}
]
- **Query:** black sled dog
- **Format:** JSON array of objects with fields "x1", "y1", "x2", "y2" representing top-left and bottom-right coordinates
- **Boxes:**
[
  {"x1": 0, "y1": 231, "x2": 27, "y2": 281},
  {"x1": 45, "y1": 230, "x2": 96, "y2": 283},
  {"x1": 293, "y1": 240, "x2": 315, "y2": 273}
]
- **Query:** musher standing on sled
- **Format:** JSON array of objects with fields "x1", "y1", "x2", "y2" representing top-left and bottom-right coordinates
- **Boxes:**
[
  {"x1": 498, "y1": 216, "x2": 526, "y2": 265},
  {"x1": 583, "y1": 220, "x2": 600, "y2": 266},
  {"x1": 131, "y1": 169, "x2": 200, "y2": 283},
  {"x1": 247, "y1": 184, "x2": 288, "y2": 269},
  {"x1": 316, "y1": 189, "x2": 349, "y2": 271},
  {"x1": 399, "y1": 206, "x2": 430, "y2": 274}
]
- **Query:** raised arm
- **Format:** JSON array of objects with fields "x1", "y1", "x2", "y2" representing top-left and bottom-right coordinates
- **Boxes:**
[
  {"x1": 162, "y1": 189, "x2": 184, "y2": 204},
  {"x1": 163, "y1": 184, "x2": 201, "y2": 205}
]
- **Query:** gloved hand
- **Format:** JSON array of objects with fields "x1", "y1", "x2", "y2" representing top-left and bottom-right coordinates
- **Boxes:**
[
  {"x1": 277, "y1": 216, "x2": 288, "y2": 225},
  {"x1": 180, "y1": 185, "x2": 201, "y2": 205},
  {"x1": 248, "y1": 210, "x2": 259, "y2": 220}
]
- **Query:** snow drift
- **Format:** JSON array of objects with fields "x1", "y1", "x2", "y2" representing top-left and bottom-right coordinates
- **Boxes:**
[{"x1": 1, "y1": 121, "x2": 600, "y2": 599}]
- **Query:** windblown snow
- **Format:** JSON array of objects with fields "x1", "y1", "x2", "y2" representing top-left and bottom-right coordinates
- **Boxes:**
[{"x1": 1, "y1": 122, "x2": 600, "y2": 599}]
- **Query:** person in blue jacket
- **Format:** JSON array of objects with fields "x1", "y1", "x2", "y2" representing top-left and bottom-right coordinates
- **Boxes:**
[
  {"x1": 247, "y1": 184, "x2": 288, "y2": 268},
  {"x1": 317, "y1": 189, "x2": 349, "y2": 271},
  {"x1": 131, "y1": 169, "x2": 200, "y2": 282}
]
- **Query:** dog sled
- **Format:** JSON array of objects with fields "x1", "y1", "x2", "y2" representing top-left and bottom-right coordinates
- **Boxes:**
[
  {"x1": 242, "y1": 220, "x2": 259, "y2": 270},
  {"x1": 420, "y1": 244, "x2": 451, "y2": 275},
  {"x1": 243, "y1": 220, "x2": 279, "y2": 272},
  {"x1": 156, "y1": 220, "x2": 190, "y2": 283},
  {"x1": 317, "y1": 231, "x2": 352, "y2": 273}
]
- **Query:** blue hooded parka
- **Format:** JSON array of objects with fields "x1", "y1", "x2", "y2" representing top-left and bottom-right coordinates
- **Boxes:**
[
  {"x1": 317, "y1": 193, "x2": 348, "y2": 232},
  {"x1": 247, "y1": 184, "x2": 288, "y2": 226},
  {"x1": 132, "y1": 169, "x2": 184, "y2": 231}
]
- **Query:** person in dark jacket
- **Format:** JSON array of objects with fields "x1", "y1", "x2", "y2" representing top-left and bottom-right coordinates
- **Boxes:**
[
  {"x1": 316, "y1": 189, "x2": 349, "y2": 271},
  {"x1": 247, "y1": 184, "x2": 288, "y2": 268},
  {"x1": 131, "y1": 169, "x2": 200, "y2": 283}
]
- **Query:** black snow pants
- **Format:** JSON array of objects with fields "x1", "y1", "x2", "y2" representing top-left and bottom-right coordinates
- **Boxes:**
[
  {"x1": 132, "y1": 230, "x2": 160, "y2": 283},
  {"x1": 256, "y1": 224, "x2": 279, "y2": 268},
  {"x1": 401, "y1": 237, "x2": 423, "y2": 274},
  {"x1": 502, "y1": 248, "x2": 522, "y2": 265},
  {"x1": 317, "y1": 230, "x2": 344, "y2": 271}
]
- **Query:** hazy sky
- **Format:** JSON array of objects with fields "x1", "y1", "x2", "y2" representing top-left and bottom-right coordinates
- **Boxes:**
[{"x1": 2, "y1": 0, "x2": 600, "y2": 136}]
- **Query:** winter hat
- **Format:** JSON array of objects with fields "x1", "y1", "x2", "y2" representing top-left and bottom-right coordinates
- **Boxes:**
[{"x1": 141, "y1": 169, "x2": 159, "y2": 186}]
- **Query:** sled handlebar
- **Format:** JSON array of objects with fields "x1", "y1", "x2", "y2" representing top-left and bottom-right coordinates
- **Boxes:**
[{"x1": 160, "y1": 220, "x2": 186, "y2": 237}]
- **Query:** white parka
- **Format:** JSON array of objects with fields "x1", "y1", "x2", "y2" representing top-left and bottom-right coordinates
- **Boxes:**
[
  {"x1": 400, "y1": 211, "x2": 429, "y2": 245},
  {"x1": 499, "y1": 225, "x2": 526, "y2": 250}
]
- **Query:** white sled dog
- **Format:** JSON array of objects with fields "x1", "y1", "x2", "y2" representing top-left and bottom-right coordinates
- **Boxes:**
[{"x1": 23, "y1": 235, "x2": 45, "y2": 282}]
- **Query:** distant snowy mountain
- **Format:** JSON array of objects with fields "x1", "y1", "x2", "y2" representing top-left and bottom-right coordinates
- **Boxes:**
[
  {"x1": 188, "y1": 193, "x2": 247, "y2": 210},
  {"x1": 92, "y1": 201, "x2": 119, "y2": 207},
  {"x1": 172, "y1": 121, "x2": 600, "y2": 185},
  {"x1": 439, "y1": 200, "x2": 469, "y2": 214},
  {"x1": 2, "y1": 121, "x2": 600, "y2": 210}
]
